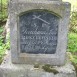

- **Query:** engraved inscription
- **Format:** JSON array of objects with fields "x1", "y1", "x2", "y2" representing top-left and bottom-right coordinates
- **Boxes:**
[
  {"x1": 19, "y1": 10, "x2": 59, "y2": 54},
  {"x1": 33, "y1": 15, "x2": 50, "y2": 25}
]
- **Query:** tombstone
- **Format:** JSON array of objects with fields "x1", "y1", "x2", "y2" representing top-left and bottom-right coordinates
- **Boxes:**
[
  {"x1": 9, "y1": 0, "x2": 70, "y2": 65},
  {"x1": 0, "y1": 0, "x2": 76, "y2": 77}
]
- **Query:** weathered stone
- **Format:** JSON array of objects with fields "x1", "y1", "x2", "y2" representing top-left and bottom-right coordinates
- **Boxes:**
[
  {"x1": 0, "y1": 53, "x2": 76, "y2": 77},
  {"x1": 8, "y1": 0, "x2": 71, "y2": 65}
]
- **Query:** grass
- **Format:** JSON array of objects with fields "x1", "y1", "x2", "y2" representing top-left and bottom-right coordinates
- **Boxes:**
[
  {"x1": 0, "y1": 26, "x2": 10, "y2": 64},
  {"x1": 0, "y1": 0, "x2": 9, "y2": 63},
  {"x1": 0, "y1": 26, "x2": 5, "y2": 64},
  {"x1": 67, "y1": 32, "x2": 77, "y2": 53},
  {"x1": 67, "y1": 32, "x2": 77, "y2": 75},
  {"x1": 0, "y1": 0, "x2": 8, "y2": 25}
]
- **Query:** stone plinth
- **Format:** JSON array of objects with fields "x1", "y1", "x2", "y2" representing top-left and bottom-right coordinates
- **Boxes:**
[{"x1": 0, "y1": 53, "x2": 76, "y2": 77}]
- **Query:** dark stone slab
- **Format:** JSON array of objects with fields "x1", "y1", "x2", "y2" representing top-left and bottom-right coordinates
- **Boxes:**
[{"x1": 19, "y1": 10, "x2": 59, "y2": 54}]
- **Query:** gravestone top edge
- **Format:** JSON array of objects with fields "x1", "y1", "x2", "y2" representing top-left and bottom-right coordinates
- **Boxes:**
[
  {"x1": 19, "y1": 9, "x2": 62, "y2": 18},
  {"x1": 10, "y1": 0, "x2": 62, "y2": 3}
]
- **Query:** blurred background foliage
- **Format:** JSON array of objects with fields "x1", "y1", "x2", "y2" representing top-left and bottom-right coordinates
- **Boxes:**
[
  {"x1": 0, "y1": 0, "x2": 9, "y2": 63},
  {"x1": 0, "y1": 0, "x2": 7, "y2": 26},
  {"x1": 63, "y1": 0, "x2": 77, "y2": 11}
]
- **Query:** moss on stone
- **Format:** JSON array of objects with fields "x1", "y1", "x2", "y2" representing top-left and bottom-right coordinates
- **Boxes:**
[
  {"x1": 0, "y1": 57, "x2": 3, "y2": 64},
  {"x1": 42, "y1": 64, "x2": 59, "y2": 74},
  {"x1": 34, "y1": 64, "x2": 40, "y2": 68}
]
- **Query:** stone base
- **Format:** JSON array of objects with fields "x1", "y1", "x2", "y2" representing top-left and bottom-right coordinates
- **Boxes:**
[{"x1": 0, "y1": 53, "x2": 76, "y2": 77}]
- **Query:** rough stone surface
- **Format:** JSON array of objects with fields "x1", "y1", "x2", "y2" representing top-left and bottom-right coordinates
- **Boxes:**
[
  {"x1": 8, "y1": 0, "x2": 71, "y2": 65},
  {"x1": 0, "y1": 53, "x2": 76, "y2": 77},
  {"x1": 10, "y1": 0, "x2": 62, "y2": 2}
]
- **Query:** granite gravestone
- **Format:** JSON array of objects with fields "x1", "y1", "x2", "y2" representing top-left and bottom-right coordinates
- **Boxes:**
[{"x1": 9, "y1": 0, "x2": 71, "y2": 65}]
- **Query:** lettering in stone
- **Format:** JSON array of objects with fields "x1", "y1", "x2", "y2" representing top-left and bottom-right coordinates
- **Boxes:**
[{"x1": 19, "y1": 10, "x2": 59, "y2": 54}]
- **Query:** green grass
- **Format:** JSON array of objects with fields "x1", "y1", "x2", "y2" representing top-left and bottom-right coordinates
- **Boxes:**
[
  {"x1": 67, "y1": 32, "x2": 77, "y2": 66},
  {"x1": 67, "y1": 32, "x2": 77, "y2": 53},
  {"x1": 0, "y1": 26, "x2": 5, "y2": 64},
  {"x1": 0, "y1": 0, "x2": 8, "y2": 24},
  {"x1": 0, "y1": 26, "x2": 10, "y2": 64},
  {"x1": 0, "y1": 0, "x2": 9, "y2": 64}
]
